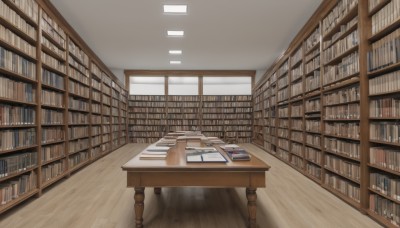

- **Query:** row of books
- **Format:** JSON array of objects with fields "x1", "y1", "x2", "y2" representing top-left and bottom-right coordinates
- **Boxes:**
[
  {"x1": 42, "y1": 108, "x2": 62, "y2": 125},
  {"x1": 324, "y1": 122, "x2": 360, "y2": 139},
  {"x1": 324, "y1": 103, "x2": 360, "y2": 119},
  {"x1": 291, "y1": 81, "x2": 303, "y2": 97},
  {"x1": 305, "y1": 27, "x2": 320, "y2": 52},
  {"x1": 305, "y1": 72, "x2": 320, "y2": 92},
  {"x1": 68, "y1": 40, "x2": 89, "y2": 67},
  {"x1": 370, "y1": 122, "x2": 400, "y2": 144},
  {"x1": 323, "y1": 52, "x2": 359, "y2": 86},
  {"x1": 291, "y1": 64, "x2": 303, "y2": 82},
  {"x1": 291, "y1": 155, "x2": 304, "y2": 169},
  {"x1": 41, "y1": 127, "x2": 63, "y2": 144},
  {"x1": 370, "y1": 147, "x2": 400, "y2": 172},
  {"x1": 91, "y1": 103, "x2": 101, "y2": 113},
  {"x1": 41, "y1": 143, "x2": 64, "y2": 162},
  {"x1": 324, "y1": 137, "x2": 360, "y2": 159},
  {"x1": 0, "y1": 23, "x2": 36, "y2": 58},
  {"x1": 370, "y1": 172, "x2": 400, "y2": 202},
  {"x1": 41, "y1": 36, "x2": 65, "y2": 60},
  {"x1": 0, "y1": 75, "x2": 36, "y2": 103},
  {"x1": 277, "y1": 88, "x2": 289, "y2": 102},
  {"x1": 277, "y1": 61, "x2": 289, "y2": 77},
  {"x1": 324, "y1": 172, "x2": 360, "y2": 203},
  {"x1": 41, "y1": 11, "x2": 66, "y2": 49},
  {"x1": 68, "y1": 126, "x2": 89, "y2": 140},
  {"x1": 41, "y1": 160, "x2": 65, "y2": 183},
  {"x1": 102, "y1": 94, "x2": 111, "y2": 106},
  {"x1": 91, "y1": 135, "x2": 101, "y2": 146},
  {"x1": 370, "y1": 97, "x2": 400, "y2": 118},
  {"x1": 69, "y1": 138, "x2": 89, "y2": 154},
  {"x1": 291, "y1": 131, "x2": 303, "y2": 143},
  {"x1": 306, "y1": 48, "x2": 320, "y2": 66},
  {"x1": 0, "y1": 104, "x2": 35, "y2": 125},
  {"x1": 305, "y1": 98, "x2": 321, "y2": 113},
  {"x1": 305, "y1": 147, "x2": 322, "y2": 165},
  {"x1": 68, "y1": 112, "x2": 88, "y2": 125},
  {"x1": 306, "y1": 120, "x2": 321, "y2": 133},
  {"x1": 323, "y1": 29, "x2": 359, "y2": 64},
  {"x1": 323, "y1": 16, "x2": 358, "y2": 50},
  {"x1": 323, "y1": 85, "x2": 359, "y2": 105},
  {"x1": 368, "y1": 0, "x2": 387, "y2": 12},
  {"x1": 0, "y1": 171, "x2": 37, "y2": 206},
  {"x1": 129, "y1": 95, "x2": 166, "y2": 102},
  {"x1": 0, "y1": 128, "x2": 36, "y2": 151},
  {"x1": 369, "y1": 194, "x2": 400, "y2": 226},
  {"x1": 291, "y1": 47, "x2": 303, "y2": 67},
  {"x1": 42, "y1": 89, "x2": 63, "y2": 107},
  {"x1": 306, "y1": 163, "x2": 322, "y2": 179},
  {"x1": 42, "y1": 69, "x2": 64, "y2": 90},
  {"x1": 305, "y1": 55, "x2": 320, "y2": 74},
  {"x1": 69, "y1": 80, "x2": 89, "y2": 98},
  {"x1": 68, "y1": 56, "x2": 89, "y2": 77},
  {"x1": 69, "y1": 67, "x2": 89, "y2": 86},
  {"x1": 369, "y1": 70, "x2": 400, "y2": 95},
  {"x1": 41, "y1": 51, "x2": 65, "y2": 74},
  {"x1": 1, "y1": 46, "x2": 36, "y2": 79},
  {"x1": 291, "y1": 119, "x2": 303, "y2": 130},
  {"x1": 69, "y1": 97, "x2": 89, "y2": 111},
  {"x1": 325, "y1": 154, "x2": 360, "y2": 181},
  {"x1": 291, "y1": 103, "x2": 303, "y2": 117},
  {"x1": 371, "y1": 0, "x2": 400, "y2": 35},
  {"x1": 278, "y1": 76, "x2": 288, "y2": 89},
  {"x1": 91, "y1": 78, "x2": 101, "y2": 91},
  {"x1": 368, "y1": 28, "x2": 400, "y2": 72},
  {"x1": 0, "y1": 0, "x2": 36, "y2": 40},
  {"x1": 202, "y1": 102, "x2": 252, "y2": 108},
  {"x1": 322, "y1": 0, "x2": 358, "y2": 37},
  {"x1": 291, "y1": 142, "x2": 303, "y2": 157},
  {"x1": 68, "y1": 151, "x2": 89, "y2": 169},
  {"x1": 0, "y1": 151, "x2": 37, "y2": 178}
]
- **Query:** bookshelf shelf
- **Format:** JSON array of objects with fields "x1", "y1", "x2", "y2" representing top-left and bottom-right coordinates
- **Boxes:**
[
  {"x1": 322, "y1": 184, "x2": 361, "y2": 208},
  {"x1": 0, "y1": 166, "x2": 38, "y2": 183},
  {"x1": 0, "y1": 124, "x2": 37, "y2": 129},
  {"x1": 324, "y1": 149, "x2": 360, "y2": 162},
  {"x1": 323, "y1": 45, "x2": 359, "y2": 66},
  {"x1": 42, "y1": 172, "x2": 67, "y2": 189},
  {"x1": 322, "y1": 4, "x2": 358, "y2": 40},
  {"x1": 368, "y1": 188, "x2": 400, "y2": 205},
  {"x1": 0, "y1": 67, "x2": 38, "y2": 84},
  {"x1": 323, "y1": 22, "x2": 358, "y2": 51},
  {"x1": 0, "y1": 189, "x2": 39, "y2": 214},
  {"x1": 42, "y1": 155, "x2": 66, "y2": 166},
  {"x1": 0, "y1": 39, "x2": 36, "y2": 62},
  {"x1": 0, "y1": 145, "x2": 38, "y2": 155},
  {"x1": 369, "y1": 140, "x2": 400, "y2": 147},
  {"x1": 368, "y1": 17, "x2": 400, "y2": 42},
  {"x1": 368, "y1": 0, "x2": 391, "y2": 16},
  {"x1": 41, "y1": 44, "x2": 65, "y2": 62},
  {"x1": 0, "y1": 16, "x2": 36, "y2": 44}
]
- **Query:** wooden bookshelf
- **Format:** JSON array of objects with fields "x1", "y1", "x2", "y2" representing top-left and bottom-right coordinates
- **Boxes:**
[
  {"x1": 252, "y1": 0, "x2": 400, "y2": 226},
  {"x1": 0, "y1": 0, "x2": 127, "y2": 214},
  {"x1": 127, "y1": 94, "x2": 253, "y2": 144}
]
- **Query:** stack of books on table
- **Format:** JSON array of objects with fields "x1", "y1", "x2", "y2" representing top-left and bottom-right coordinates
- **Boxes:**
[
  {"x1": 220, "y1": 144, "x2": 251, "y2": 161},
  {"x1": 203, "y1": 137, "x2": 225, "y2": 146},
  {"x1": 155, "y1": 138, "x2": 177, "y2": 147},
  {"x1": 185, "y1": 146, "x2": 227, "y2": 163},
  {"x1": 139, "y1": 145, "x2": 171, "y2": 160}
]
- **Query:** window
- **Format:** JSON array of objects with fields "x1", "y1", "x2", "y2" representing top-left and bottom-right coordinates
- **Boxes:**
[
  {"x1": 203, "y1": 77, "x2": 252, "y2": 95},
  {"x1": 129, "y1": 76, "x2": 165, "y2": 95},
  {"x1": 168, "y1": 77, "x2": 198, "y2": 95}
]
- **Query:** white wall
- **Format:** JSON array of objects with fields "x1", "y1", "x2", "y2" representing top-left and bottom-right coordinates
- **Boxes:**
[
  {"x1": 110, "y1": 68, "x2": 125, "y2": 86},
  {"x1": 255, "y1": 69, "x2": 267, "y2": 84}
]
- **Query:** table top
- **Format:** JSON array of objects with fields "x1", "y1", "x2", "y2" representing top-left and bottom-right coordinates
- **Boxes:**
[{"x1": 122, "y1": 141, "x2": 271, "y2": 172}]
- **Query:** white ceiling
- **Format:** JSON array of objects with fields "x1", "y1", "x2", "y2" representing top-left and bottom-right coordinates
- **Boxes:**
[{"x1": 49, "y1": 0, "x2": 322, "y2": 72}]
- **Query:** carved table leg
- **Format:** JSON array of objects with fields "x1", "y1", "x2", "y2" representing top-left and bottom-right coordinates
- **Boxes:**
[
  {"x1": 154, "y1": 187, "x2": 162, "y2": 195},
  {"x1": 246, "y1": 188, "x2": 257, "y2": 228},
  {"x1": 134, "y1": 187, "x2": 145, "y2": 228}
]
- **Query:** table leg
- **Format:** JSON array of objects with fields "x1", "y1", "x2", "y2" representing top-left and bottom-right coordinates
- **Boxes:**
[
  {"x1": 134, "y1": 187, "x2": 145, "y2": 228},
  {"x1": 246, "y1": 188, "x2": 257, "y2": 228},
  {"x1": 154, "y1": 187, "x2": 162, "y2": 195}
]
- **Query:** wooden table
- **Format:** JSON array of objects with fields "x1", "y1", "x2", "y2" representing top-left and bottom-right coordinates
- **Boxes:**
[{"x1": 122, "y1": 141, "x2": 270, "y2": 228}]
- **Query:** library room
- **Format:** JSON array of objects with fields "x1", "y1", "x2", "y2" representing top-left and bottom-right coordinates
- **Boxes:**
[{"x1": 0, "y1": 0, "x2": 398, "y2": 227}]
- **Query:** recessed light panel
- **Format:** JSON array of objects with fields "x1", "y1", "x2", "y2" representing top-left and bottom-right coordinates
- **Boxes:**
[
  {"x1": 169, "y1": 50, "x2": 182, "y2": 55},
  {"x1": 167, "y1": 30, "x2": 184, "y2": 37},
  {"x1": 163, "y1": 5, "x2": 187, "y2": 14},
  {"x1": 170, "y1": 60, "x2": 181, "y2": 64}
]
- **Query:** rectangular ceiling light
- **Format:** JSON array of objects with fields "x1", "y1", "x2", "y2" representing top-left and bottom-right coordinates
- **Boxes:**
[
  {"x1": 170, "y1": 60, "x2": 181, "y2": 64},
  {"x1": 169, "y1": 50, "x2": 182, "y2": 55},
  {"x1": 163, "y1": 5, "x2": 187, "y2": 14},
  {"x1": 167, "y1": 30, "x2": 184, "y2": 37}
]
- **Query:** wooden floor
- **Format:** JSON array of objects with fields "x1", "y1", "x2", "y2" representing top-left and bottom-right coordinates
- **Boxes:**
[{"x1": 0, "y1": 143, "x2": 382, "y2": 228}]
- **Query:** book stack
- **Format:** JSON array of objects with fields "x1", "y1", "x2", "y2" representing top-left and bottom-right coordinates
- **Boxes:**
[
  {"x1": 220, "y1": 144, "x2": 251, "y2": 161},
  {"x1": 203, "y1": 137, "x2": 225, "y2": 146},
  {"x1": 155, "y1": 138, "x2": 177, "y2": 147},
  {"x1": 139, "y1": 145, "x2": 170, "y2": 160}
]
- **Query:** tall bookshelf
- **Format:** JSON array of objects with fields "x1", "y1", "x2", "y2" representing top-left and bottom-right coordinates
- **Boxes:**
[
  {"x1": 252, "y1": 0, "x2": 400, "y2": 226},
  {"x1": 0, "y1": 0, "x2": 127, "y2": 214},
  {"x1": 128, "y1": 94, "x2": 253, "y2": 144}
]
